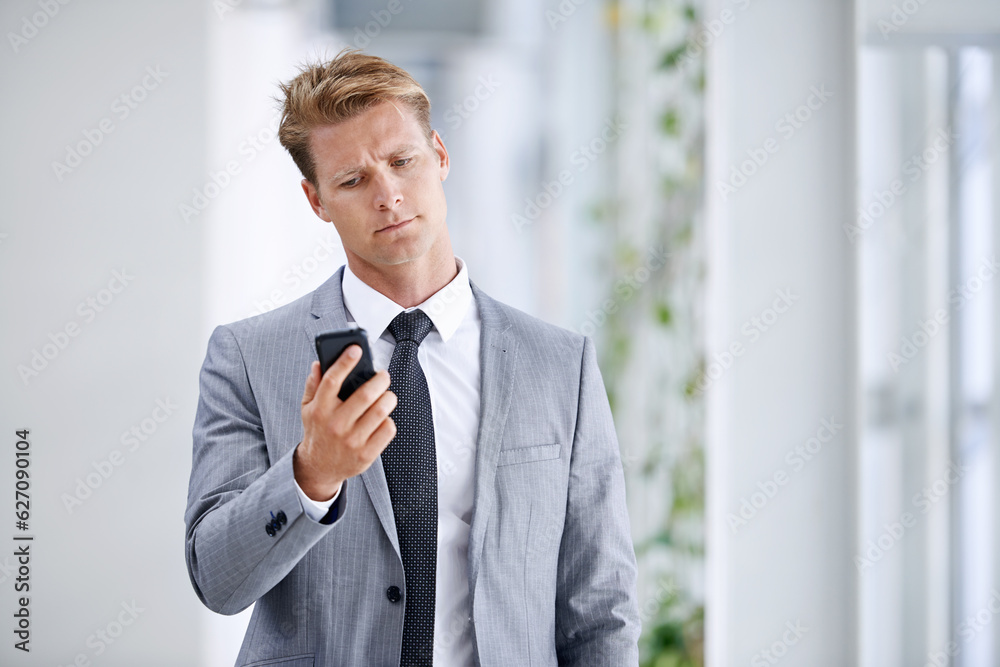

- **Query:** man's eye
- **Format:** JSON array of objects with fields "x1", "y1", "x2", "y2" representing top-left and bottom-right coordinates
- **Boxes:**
[
  {"x1": 392, "y1": 157, "x2": 412, "y2": 167},
  {"x1": 341, "y1": 177, "x2": 360, "y2": 188}
]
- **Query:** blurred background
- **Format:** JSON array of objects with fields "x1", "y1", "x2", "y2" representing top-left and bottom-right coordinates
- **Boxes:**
[{"x1": 0, "y1": 0, "x2": 998, "y2": 665}]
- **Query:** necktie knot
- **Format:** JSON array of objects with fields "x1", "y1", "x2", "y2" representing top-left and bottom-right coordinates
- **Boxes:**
[{"x1": 388, "y1": 309, "x2": 433, "y2": 346}]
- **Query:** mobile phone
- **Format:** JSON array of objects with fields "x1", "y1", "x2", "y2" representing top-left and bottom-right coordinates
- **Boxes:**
[{"x1": 315, "y1": 328, "x2": 377, "y2": 401}]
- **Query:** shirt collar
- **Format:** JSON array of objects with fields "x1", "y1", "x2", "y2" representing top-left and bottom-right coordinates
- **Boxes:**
[{"x1": 341, "y1": 256, "x2": 473, "y2": 345}]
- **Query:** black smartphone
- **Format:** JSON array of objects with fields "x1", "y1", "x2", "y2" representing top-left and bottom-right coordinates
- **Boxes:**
[{"x1": 315, "y1": 328, "x2": 377, "y2": 401}]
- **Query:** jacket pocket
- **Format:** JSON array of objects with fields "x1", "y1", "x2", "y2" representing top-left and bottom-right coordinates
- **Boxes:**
[
  {"x1": 243, "y1": 655, "x2": 314, "y2": 667},
  {"x1": 497, "y1": 443, "x2": 561, "y2": 466}
]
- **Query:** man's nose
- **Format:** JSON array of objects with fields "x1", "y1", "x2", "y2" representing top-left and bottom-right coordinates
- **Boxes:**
[{"x1": 371, "y1": 171, "x2": 403, "y2": 210}]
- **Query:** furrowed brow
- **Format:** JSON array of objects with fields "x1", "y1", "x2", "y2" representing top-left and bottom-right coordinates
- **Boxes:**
[
  {"x1": 329, "y1": 165, "x2": 363, "y2": 183},
  {"x1": 327, "y1": 145, "x2": 421, "y2": 183},
  {"x1": 383, "y1": 144, "x2": 420, "y2": 159}
]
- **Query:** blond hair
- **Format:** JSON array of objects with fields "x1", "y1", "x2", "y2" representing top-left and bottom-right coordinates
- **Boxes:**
[{"x1": 277, "y1": 49, "x2": 432, "y2": 185}]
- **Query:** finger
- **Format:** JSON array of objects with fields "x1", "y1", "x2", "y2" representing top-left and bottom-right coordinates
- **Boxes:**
[
  {"x1": 301, "y1": 361, "x2": 321, "y2": 406},
  {"x1": 315, "y1": 344, "x2": 363, "y2": 407},
  {"x1": 351, "y1": 417, "x2": 396, "y2": 478},
  {"x1": 335, "y1": 369, "x2": 392, "y2": 427},
  {"x1": 365, "y1": 415, "x2": 397, "y2": 459},
  {"x1": 353, "y1": 389, "x2": 398, "y2": 444}
]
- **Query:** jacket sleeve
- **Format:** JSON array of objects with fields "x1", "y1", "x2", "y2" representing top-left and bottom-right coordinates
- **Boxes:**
[
  {"x1": 555, "y1": 335, "x2": 641, "y2": 665},
  {"x1": 183, "y1": 324, "x2": 347, "y2": 615}
]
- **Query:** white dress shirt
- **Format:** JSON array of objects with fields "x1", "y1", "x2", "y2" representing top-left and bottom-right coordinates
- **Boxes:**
[{"x1": 294, "y1": 256, "x2": 481, "y2": 666}]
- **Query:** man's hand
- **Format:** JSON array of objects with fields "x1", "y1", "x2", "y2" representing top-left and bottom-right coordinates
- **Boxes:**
[{"x1": 294, "y1": 345, "x2": 397, "y2": 501}]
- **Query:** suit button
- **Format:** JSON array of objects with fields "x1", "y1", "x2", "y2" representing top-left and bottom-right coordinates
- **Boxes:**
[{"x1": 386, "y1": 586, "x2": 401, "y2": 603}]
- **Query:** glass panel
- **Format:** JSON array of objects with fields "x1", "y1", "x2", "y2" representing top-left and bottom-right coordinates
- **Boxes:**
[
  {"x1": 952, "y1": 47, "x2": 994, "y2": 667},
  {"x1": 857, "y1": 43, "x2": 997, "y2": 666}
]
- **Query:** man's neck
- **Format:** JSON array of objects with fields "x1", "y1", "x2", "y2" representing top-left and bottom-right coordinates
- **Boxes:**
[{"x1": 347, "y1": 250, "x2": 459, "y2": 309}]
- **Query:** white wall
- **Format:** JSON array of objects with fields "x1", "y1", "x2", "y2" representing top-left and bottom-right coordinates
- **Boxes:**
[
  {"x1": 0, "y1": 1, "x2": 206, "y2": 664},
  {"x1": 861, "y1": 0, "x2": 1000, "y2": 41},
  {"x1": 705, "y1": 0, "x2": 858, "y2": 664}
]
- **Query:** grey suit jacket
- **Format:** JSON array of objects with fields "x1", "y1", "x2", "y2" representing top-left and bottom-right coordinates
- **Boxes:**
[{"x1": 184, "y1": 266, "x2": 640, "y2": 666}]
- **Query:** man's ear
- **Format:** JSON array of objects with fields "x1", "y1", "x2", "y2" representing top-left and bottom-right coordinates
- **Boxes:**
[
  {"x1": 301, "y1": 179, "x2": 332, "y2": 222},
  {"x1": 432, "y1": 130, "x2": 450, "y2": 181}
]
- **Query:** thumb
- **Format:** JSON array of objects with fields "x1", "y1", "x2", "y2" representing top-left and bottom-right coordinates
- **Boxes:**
[{"x1": 301, "y1": 361, "x2": 321, "y2": 406}]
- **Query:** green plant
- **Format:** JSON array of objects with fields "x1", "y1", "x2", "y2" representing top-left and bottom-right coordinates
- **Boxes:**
[{"x1": 595, "y1": 2, "x2": 707, "y2": 664}]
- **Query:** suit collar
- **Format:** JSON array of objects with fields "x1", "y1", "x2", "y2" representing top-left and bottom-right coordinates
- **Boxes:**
[{"x1": 308, "y1": 265, "x2": 348, "y2": 322}]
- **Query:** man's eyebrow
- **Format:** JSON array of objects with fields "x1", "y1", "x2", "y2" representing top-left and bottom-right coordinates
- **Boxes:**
[
  {"x1": 327, "y1": 145, "x2": 421, "y2": 183},
  {"x1": 388, "y1": 144, "x2": 420, "y2": 156},
  {"x1": 329, "y1": 165, "x2": 363, "y2": 183}
]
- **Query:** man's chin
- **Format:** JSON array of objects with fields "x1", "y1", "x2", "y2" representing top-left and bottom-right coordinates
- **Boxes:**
[
  {"x1": 360, "y1": 247, "x2": 428, "y2": 269},
  {"x1": 352, "y1": 228, "x2": 446, "y2": 270}
]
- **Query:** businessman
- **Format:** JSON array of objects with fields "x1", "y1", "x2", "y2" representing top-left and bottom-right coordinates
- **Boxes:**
[{"x1": 184, "y1": 50, "x2": 640, "y2": 666}]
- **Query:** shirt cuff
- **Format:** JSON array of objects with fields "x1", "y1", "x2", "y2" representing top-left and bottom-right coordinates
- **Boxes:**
[{"x1": 294, "y1": 477, "x2": 343, "y2": 523}]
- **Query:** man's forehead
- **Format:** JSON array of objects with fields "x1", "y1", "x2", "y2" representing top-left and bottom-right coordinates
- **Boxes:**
[{"x1": 315, "y1": 108, "x2": 421, "y2": 146}]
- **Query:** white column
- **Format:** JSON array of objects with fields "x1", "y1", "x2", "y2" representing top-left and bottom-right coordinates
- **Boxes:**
[
  {"x1": 705, "y1": 0, "x2": 858, "y2": 664},
  {"x1": 0, "y1": 0, "x2": 208, "y2": 664}
]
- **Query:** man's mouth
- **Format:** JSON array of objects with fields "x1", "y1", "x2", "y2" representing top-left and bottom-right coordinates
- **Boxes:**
[{"x1": 377, "y1": 217, "x2": 414, "y2": 233}]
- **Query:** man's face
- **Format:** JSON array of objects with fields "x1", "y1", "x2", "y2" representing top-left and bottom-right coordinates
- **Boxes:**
[{"x1": 301, "y1": 101, "x2": 450, "y2": 274}]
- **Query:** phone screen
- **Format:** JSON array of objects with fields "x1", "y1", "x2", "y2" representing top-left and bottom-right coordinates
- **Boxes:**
[{"x1": 315, "y1": 328, "x2": 377, "y2": 401}]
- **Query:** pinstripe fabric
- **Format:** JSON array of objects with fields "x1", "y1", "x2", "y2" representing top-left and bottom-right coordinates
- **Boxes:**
[{"x1": 184, "y1": 265, "x2": 640, "y2": 666}]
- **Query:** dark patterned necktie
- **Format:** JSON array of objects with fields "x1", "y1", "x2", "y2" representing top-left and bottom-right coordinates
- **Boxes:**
[{"x1": 382, "y1": 309, "x2": 437, "y2": 666}]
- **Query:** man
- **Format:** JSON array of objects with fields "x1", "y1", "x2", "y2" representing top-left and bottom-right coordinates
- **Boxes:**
[{"x1": 184, "y1": 50, "x2": 639, "y2": 666}]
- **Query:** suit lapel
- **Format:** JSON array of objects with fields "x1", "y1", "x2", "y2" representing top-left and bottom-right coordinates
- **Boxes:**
[
  {"x1": 305, "y1": 266, "x2": 401, "y2": 557},
  {"x1": 466, "y1": 282, "x2": 517, "y2": 596}
]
